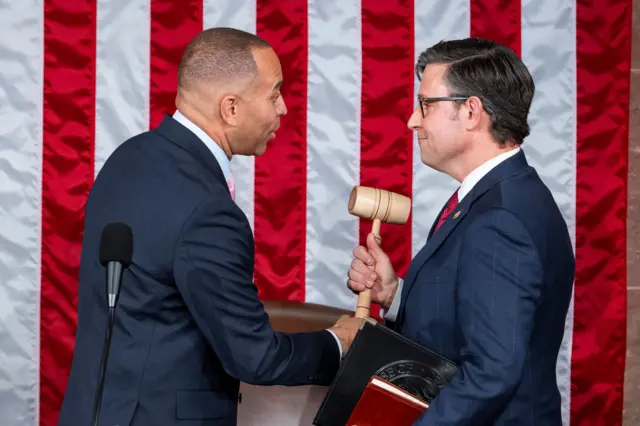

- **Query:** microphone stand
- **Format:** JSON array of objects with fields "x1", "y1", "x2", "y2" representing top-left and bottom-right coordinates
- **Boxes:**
[
  {"x1": 92, "y1": 306, "x2": 115, "y2": 426},
  {"x1": 92, "y1": 262, "x2": 122, "y2": 426}
]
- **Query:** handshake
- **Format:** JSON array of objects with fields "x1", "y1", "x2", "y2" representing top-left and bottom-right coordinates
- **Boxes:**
[{"x1": 326, "y1": 186, "x2": 411, "y2": 356}]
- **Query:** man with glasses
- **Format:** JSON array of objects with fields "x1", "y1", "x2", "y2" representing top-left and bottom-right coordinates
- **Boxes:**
[{"x1": 347, "y1": 38, "x2": 575, "y2": 426}]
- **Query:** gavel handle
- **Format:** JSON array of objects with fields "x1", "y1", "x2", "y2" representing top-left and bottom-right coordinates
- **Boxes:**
[
  {"x1": 371, "y1": 218, "x2": 382, "y2": 245},
  {"x1": 355, "y1": 218, "x2": 381, "y2": 318}
]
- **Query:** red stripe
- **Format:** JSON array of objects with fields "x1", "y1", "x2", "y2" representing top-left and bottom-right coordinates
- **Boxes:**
[
  {"x1": 571, "y1": 1, "x2": 631, "y2": 425},
  {"x1": 252, "y1": 0, "x2": 308, "y2": 302},
  {"x1": 470, "y1": 0, "x2": 521, "y2": 56},
  {"x1": 149, "y1": 0, "x2": 203, "y2": 129},
  {"x1": 360, "y1": 0, "x2": 414, "y2": 318},
  {"x1": 40, "y1": 0, "x2": 97, "y2": 425}
]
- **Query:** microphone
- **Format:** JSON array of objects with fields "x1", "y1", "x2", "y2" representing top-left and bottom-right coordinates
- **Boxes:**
[
  {"x1": 92, "y1": 222, "x2": 133, "y2": 426},
  {"x1": 99, "y1": 222, "x2": 133, "y2": 309}
]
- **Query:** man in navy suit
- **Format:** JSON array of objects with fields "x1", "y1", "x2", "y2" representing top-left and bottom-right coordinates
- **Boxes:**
[
  {"x1": 347, "y1": 38, "x2": 575, "y2": 425},
  {"x1": 58, "y1": 27, "x2": 362, "y2": 426}
]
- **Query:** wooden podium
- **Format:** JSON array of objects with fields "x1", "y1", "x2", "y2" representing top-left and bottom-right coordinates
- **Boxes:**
[{"x1": 236, "y1": 300, "x2": 353, "y2": 426}]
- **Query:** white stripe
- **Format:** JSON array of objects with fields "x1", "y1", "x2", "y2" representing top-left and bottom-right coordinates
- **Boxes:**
[
  {"x1": 204, "y1": 0, "x2": 257, "y2": 231},
  {"x1": 94, "y1": 0, "x2": 151, "y2": 176},
  {"x1": 521, "y1": 1, "x2": 577, "y2": 424},
  {"x1": 304, "y1": 0, "x2": 362, "y2": 310},
  {"x1": 0, "y1": 2, "x2": 43, "y2": 425},
  {"x1": 411, "y1": 0, "x2": 470, "y2": 257}
]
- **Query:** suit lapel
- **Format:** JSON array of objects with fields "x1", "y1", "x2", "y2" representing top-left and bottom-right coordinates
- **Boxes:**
[
  {"x1": 154, "y1": 114, "x2": 229, "y2": 192},
  {"x1": 396, "y1": 196, "x2": 470, "y2": 322},
  {"x1": 396, "y1": 149, "x2": 531, "y2": 324}
]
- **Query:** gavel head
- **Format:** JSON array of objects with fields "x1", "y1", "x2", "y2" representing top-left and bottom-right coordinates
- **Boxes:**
[{"x1": 348, "y1": 186, "x2": 411, "y2": 225}]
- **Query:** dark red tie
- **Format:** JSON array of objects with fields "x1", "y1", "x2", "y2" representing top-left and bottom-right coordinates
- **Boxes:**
[{"x1": 434, "y1": 189, "x2": 459, "y2": 232}]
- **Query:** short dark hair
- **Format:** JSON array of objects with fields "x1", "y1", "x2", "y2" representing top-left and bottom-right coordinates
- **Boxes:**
[
  {"x1": 178, "y1": 27, "x2": 271, "y2": 90},
  {"x1": 415, "y1": 38, "x2": 535, "y2": 145}
]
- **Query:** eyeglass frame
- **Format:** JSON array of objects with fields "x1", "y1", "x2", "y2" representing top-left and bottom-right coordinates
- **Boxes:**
[{"x1": 416, "y1": 95, "x2": 470, "y2": 118}]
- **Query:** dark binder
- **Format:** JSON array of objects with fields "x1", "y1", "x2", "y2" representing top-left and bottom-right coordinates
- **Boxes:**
[{"x1": 313, "y1": 319, "x2": 458, "y2": 426}]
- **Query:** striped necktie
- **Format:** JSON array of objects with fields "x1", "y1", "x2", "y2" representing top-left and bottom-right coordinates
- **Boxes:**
[{"x1": 434, "y1": 189, "x2": 459, "y2": 232}]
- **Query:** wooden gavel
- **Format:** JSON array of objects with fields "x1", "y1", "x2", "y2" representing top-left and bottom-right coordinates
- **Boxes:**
[{"x1": 347, "y1": 186, "x2": 411, "y2": 318}]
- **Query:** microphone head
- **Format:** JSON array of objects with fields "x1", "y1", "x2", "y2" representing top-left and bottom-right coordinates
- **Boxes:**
[{"x1": 99, "y1": 222, "x2": 133, "y2": 267}]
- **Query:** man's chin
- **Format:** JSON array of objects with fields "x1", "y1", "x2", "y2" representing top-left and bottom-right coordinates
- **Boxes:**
[
  {"x1": 253, "y1": 143, "x2": 268, "y2": 156},
  {"x1": 421, "y1": 155, "x2": 443, "y2": 172}
]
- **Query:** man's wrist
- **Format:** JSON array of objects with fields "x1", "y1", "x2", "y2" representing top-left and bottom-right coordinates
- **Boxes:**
[{"x1": 382, "y1": 278, "x2": 399, "y2": 310}]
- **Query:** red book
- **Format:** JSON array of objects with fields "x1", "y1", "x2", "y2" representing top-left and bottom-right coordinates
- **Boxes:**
[{"x1": 346, "y1": 376, "x2": 429, "y2": 426}]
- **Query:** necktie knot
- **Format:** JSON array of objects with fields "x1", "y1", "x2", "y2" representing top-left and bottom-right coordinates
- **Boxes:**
[{"x1": 434, "y1": 189, "x2": 459, "y2": 232}]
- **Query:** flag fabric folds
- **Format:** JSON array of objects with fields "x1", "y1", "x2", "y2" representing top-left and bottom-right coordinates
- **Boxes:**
[{"x1": 0, "y1": 0, "x2": 630, "y2": 425}]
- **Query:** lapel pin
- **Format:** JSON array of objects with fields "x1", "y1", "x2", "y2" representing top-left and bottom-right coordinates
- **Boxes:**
[{"x1": 453, "y1": 211, "x2": 461, "y2": 220}]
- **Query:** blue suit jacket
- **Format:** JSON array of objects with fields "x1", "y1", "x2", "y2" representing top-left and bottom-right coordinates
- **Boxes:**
[
  {"x1": 391, "y1": 150, "x2": 575, "y2": 425},
  {"x1": 57, "y1": 115, "x2": 340, "y2": 426}
]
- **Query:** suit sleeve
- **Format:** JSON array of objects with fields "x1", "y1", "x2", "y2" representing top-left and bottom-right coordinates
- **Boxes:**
[
  {"x1": 173, "y1": 198, "x2": 340, "y2": 386},
  {"x1": 416, "y1": 208, "x2": 543, "y2": 425}
]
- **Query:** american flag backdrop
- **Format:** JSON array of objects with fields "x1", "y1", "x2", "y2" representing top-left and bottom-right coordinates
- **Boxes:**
[{"x1": 0, "y1": 0, "x2": 630, "y2": 425}]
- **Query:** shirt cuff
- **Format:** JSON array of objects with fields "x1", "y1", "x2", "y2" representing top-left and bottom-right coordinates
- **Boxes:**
[
  {"x1": 326, "y1": 329, "x2": 343, "y2": 359},
  {"x1": 381, "y1": 278, "x2": 403, "y2": 322}
]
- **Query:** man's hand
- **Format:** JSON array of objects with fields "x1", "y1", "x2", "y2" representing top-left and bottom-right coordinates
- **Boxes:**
[
  {"x1": 347, "y1": 233, "x2": 399, "y2": 309},
  {"x1": 328, "y1": 315, "x2": 364, "y2": 355}
]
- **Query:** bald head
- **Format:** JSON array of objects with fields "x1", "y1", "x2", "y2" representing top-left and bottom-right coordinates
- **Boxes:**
[
  {"x1": 177, "y1": 27, "x2": 271, "y2": 91},
  {"x1": 175, "y1": 27, "x2": 286, "y2": 161}
]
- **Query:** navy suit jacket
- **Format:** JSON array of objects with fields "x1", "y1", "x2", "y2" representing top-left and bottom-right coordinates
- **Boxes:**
[
  {"x1": 57, "y1": 115, "x2": 340, "y2": 426},
  {"x1": 391, "y1": 150, "x2": 575, "y2": 425}
]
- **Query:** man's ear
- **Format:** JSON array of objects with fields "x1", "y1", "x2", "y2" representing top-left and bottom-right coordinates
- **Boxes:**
[
  {"x1": 220, "y1": 94, "x2": 240, "y2": 126},
  {"x1": 462, "y1": 96, "x2": 485, "y2": 130}
]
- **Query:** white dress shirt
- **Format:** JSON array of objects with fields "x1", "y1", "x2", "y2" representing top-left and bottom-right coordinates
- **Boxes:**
[
  {"x1": 171, "y1": 110, "x2": 345, "y2": 358},
  {"x1": 172, "y1": 110, "x2": 233, "y2": 185},
  {"x1": 384, "y1": 147, "x2": 521, "y2": 321}
]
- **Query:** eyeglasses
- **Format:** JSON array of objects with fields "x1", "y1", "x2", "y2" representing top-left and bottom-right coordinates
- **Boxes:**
[{"x1": 417, "y1": 95, "x2": 469, "y2": 118}]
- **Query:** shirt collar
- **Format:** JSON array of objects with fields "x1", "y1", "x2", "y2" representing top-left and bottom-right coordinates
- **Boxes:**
[
  {"x1": 458, "y1": 147, "x2": 521, "y2": 201},
  {"x1": 172, "y1": 109, "x2": 232, "y2": 184}
]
